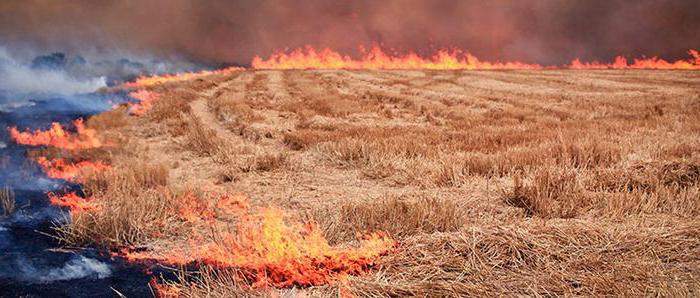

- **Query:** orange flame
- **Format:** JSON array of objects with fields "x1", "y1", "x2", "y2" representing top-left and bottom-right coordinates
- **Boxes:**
[
  {"x1": 570, "y1": 50, "x2": 700, "y2": 70},
  {"x1": 128, "y1": 90, "x2": 159, "y2": 116},
  {"x1": 47, "y1": 191, "x2": 96, "y2": 212},
  {"x1": 123, "y1": 66, "x2": 243, "y2": 88},
  {"x1": 124, "y1": 194, "x2": 395, "y2": 288},
  {"x1": 8, "y1": 119, "x2": 102, "y2": 150},
  {"x1": 253, "y1": 46, "x2": 700, "y2": 70},
  {"x1": 252, "y1": 46, "x2": 543, "y2": 70},
  {"x1": 34, "y1": 156, "x2": 110, "y2": 182},
  {"x1": 174, "y1": 191, "x2": 216, "y2": 223}
]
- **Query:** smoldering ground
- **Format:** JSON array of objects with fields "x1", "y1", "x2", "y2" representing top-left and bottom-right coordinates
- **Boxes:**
[{"x1": 1, "y1": 0, "x2": 699, "y2": 65}]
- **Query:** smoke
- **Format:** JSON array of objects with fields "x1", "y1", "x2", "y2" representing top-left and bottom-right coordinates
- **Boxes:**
[
  {"x1": 15, "y1": 255, "x2": 112, "y2": 283},
  {"x1": 1, "y1": 0, "x2": 699, "y2": 65},
  {"x1": 0, "y1": 48, "x2": 106, "y2": 95}
]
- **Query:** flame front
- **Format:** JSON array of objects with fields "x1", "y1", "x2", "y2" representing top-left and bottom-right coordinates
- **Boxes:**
[
  {"x1": 252, "y1": 46, "x2": 544, "y2": 70},
  {"x1": 570, "y1": 50, "x2": 700, "y2": 70},
  {"x1": 8, "y1": 119, "x2": 102, "y2": 150},
  {"x1": 124, "y1": 194, "x2": 396, "y2": 288},
  {"x1": 253, "y1": 46, "x2": 700, "y2": 70},
  {"x1": 34, "y1": 156, "x2": 110, "y2": 182},
  {"x1": 128, "y1": 90, "x2": 159, "y2": 116}
]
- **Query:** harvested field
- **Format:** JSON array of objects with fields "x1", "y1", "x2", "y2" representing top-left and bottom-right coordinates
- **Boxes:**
[{"x1": 64, "y1": 69, "x2": 700, "y2": 296}]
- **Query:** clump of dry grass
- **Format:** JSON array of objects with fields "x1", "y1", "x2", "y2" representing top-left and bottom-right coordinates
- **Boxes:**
[
  {"x1": 592, "y1": 158, "x2": 700, "y2": 193},
  {"x1": 550, "y1": 136, "x2": 622, "y2": 169},
  {"x1": 215, "y1": 168, "x2": 239, "y2": 185},
  {"x1": 149, "y1": 88, "x2": 197, "y2": 122},
  {"x1": 316, "y1": 138, "x2": 376, "y2": 168},
  {"x1": 282, "y1": 132, "x2": 308, "y2": 151},
  {"x1": 1, "y1": 187, "x2": 16, "y2": 217},
  {"x1": 502, "y1": 168, "x2": 586, "y2": 218},
  {"x1": 155, "y1": 266, "x2": 321, "y2": 298},
  {"x1": 144, "y1": 88, "x2": 200, "y2": 137},
  {"x1": 599, "y1": 184, "x2": 700, "y2": 217},
  {"x1": 209, "y1": 96, "x2": 260, "y2": 125},
  {"x1": 244, "y1": 73, "x2": 272, "y2": 105},
  {"x1": 318, "y1": 194, "x2": 465, "y2": 243},
  {"x1": 279, "y1": 73, "x2": 378, "y2": 118},
  {"x1": 349, "y1": 221, "x2": 700, "y2": 297},
  {"x1": 183, "y1": 112, "x2": 223, "y2": 156},
  {"x1": 56, "y1": 187, "x2": 181, "y2": 247},
  {"x1": 81, "y1": 162, "x2": 168, "y2": 197},
  {"x1": 86, "y1": 108, "x2": 129, "y2": 130},
  {"x1": 56, "y1": 162, "x2": 173, "y2": 246},
  {"x1": 585, "y1": 158, "x2": 700, "y2": 217},
  {"x1": 240, "y1": 152, "x2": 288, "y2": 173}
]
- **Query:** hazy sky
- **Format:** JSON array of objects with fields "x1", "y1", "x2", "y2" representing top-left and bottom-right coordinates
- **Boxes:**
[{"x1": 1, "y1": 0, "x2": 699, "y2": 65}]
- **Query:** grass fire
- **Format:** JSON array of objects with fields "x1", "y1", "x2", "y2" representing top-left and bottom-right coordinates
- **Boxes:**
[{"x1": 1, "y1": 1, "x2": 700, "y2": 297}]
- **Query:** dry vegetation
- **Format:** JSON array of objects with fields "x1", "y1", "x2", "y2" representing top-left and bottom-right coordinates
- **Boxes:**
[
  {"x1": 59, "y1": 69, "x2": 700, "y2": 296},
  {"x1": 1, "y1": 187, "x2": 15, "y2": 217},
  {"x1": 56, "y1": 162, "x2": 174, "y2": 247}
]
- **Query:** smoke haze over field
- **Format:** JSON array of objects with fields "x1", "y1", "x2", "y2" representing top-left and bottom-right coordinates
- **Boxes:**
[
  {"x1": 1, "y1": 0, "x2": 700, "y2": 65},
  {"x1": 0, "y1": 49, "x2": 106, "y2": 95}
]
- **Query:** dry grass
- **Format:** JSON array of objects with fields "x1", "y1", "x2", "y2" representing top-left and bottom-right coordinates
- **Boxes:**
[
  {"x1": 86, "y1": 107, "x2": 129, "y2": 130},
  {"x1": 149, "y1": 88, "x2": 198, "y2": 122},
  {"x1": 56, "y1": 161, "x2": 173, "y2": 247},
  {"x1": 81, "y1": 162, "x2": 168, "y2": 197},
  {"x1": 209, "y1": 97, "x2": 260, "y2": 126},
  {"x1": 56, "y1": 188, "x2": 181, "y2": 247},
  {"x1": 182, "y1": 112, "x2": 223, "y2": 157},
  {"x1": 51, "y1": 70, "x2": 700, "y2": 295},
  {"x1": 350, "y1": 220, "x2": 700, "y2": 297},
  {"x1": 157, "y1": 266, "x2": 316, "y2": 298},
  {"x1": 240, "y1": 152, "x2": 288, "y2": 173},
  {"x1": 502, "y1": 167, "x2": 586, "y2": 218},
  {"x1": 318, "y1": 194, "x2": 466, "y2": 243},
  {"x1": 0, "y1": 187, "x2": 15, "y2": 217}
]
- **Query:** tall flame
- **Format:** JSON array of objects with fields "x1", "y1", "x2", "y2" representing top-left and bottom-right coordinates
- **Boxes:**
[
  {"x1": 128, "y1": 90, "x2": 159, "y2": 116},
  {"x1": 124, "y1": 194, "x2": 395, "y2": 288},
  {"x1": 34, "y1": 157, "x2": 110, "y2": 182},
  {"x1": 8, "y1": 119, "x2": 102, "y2": 150},
  {"x1": 124, "y1": 66, "x2": 243, "y2": 88},
  {"x1": 253, "y1": 46, "x2": 700, "y2": 70}
]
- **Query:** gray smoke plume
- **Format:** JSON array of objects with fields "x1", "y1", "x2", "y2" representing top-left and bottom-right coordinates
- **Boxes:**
[
  {"x1": 15, "y1": 255, "x2": 112, "y2": 283},
  {"x1": 0, "y1": 48, "x2": 106, "y2": 95}
]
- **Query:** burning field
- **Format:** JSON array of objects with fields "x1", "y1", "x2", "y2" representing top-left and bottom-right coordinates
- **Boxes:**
[
  {"x1": 3, "y1": 0, "x2": 700, "y2": 295},
  {"x1": 4, "y1": 56, "x2": 698, "y2": 296}
]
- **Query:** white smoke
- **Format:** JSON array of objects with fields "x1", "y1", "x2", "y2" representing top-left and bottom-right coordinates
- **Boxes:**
[
  {"x1": 0, "y1": 47, "x2": 106, "y2": 95},
  {"x1": 0, "y1": 99, "x2": 35, "y2": 112},
  {"x1": 17, "y1": 255, "x2": 112, "y2": 283}
]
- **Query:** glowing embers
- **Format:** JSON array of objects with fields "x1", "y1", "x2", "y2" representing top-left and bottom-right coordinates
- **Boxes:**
[
  {"x1": 124, "y1": 194, "x2": 395, "y2": 288},
  {"x1": 127, "y1": 90, "x2": 159, "y2": 116},
  {"x1": 123, "y1": 66, "x2": 243, "y2": 88},
  {"x1": 570, "y1": 50, "x2": 700, "y2": 70},
  {"x1": 252, "y1": 46, "x2": 544, "y2": 70},
  {"x1": 34, "y1": 156, "x2": 110, "y2": 182},
  {"x1": 48, "y1": 191, "x2": 96, "y2": 212},
  {"x1": 8, "y1": 119, "x2": 102, "y2": 150}
]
